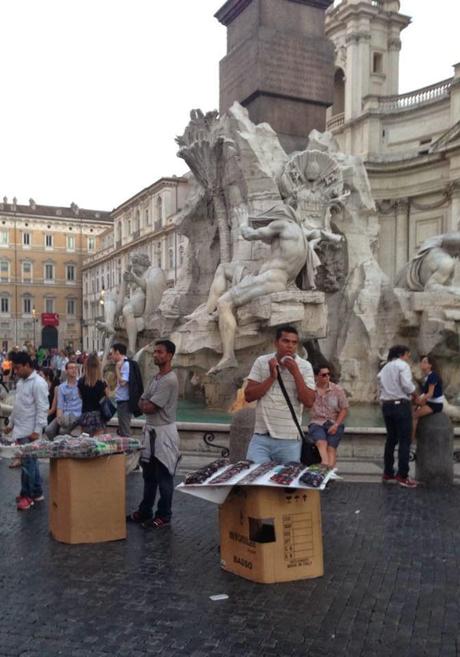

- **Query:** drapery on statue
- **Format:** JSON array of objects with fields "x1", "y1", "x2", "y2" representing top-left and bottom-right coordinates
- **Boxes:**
[
  {"x1": 206, "y1": 204, "x2": 321, "y2": 374},
  {"x1": 96, "y1": 253, "x2": 167, "y2": 356},
  {"x1": 395, "y1": 231, "x2": 460, "y2": 293}
]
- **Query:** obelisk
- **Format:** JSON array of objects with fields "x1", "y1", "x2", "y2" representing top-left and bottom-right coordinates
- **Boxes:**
[{"x1": 215, "y1": 0, "x2": 335, "y2": 153}]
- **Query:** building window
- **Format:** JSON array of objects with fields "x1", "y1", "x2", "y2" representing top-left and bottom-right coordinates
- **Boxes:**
[
  {"x1": 0, "y1": 230, "x2": 8, "y2": 246},
  {"x1": 22, "y1": 261, "x2": 33, "y2": 282},
  {"x1": 23, "y1": 232, "x2": 31, "y2": 247},
  {"x1": 179, "y1": 245, "x2": 185, "y2": 267},
  {"x1": 0, "y1": 296, "x2": 9, "y2": 314},
  {"x1": 67, "y1": 298, "x2": 76, "y2": 316},
  {"x1": 145, "y1": 208, "x2": 150, "y2": 225},
  {"x1": 0, "y1": 260, "x2": 9, "y2": 282},
  {"x1": 23, "y1": 297, "x2": 32, "y2": 315},
  {"x1": 66, "y1": 264, "x2": 76, "y2": 282},
  {"x1": 45, "y1": 298, "x2": 54, "y2": 313},
  {"x1": 67, "y1": 235, "x2": 75, "y2": 251},
  {"x1": 127, "y1": 219, "x2": 132, "y2": 235},
  {"x1": 168, "y1": 248, "x2": 174, "y2": 269},
  {"x1": 44, "y1": 263, "x2": 54, "y2": 282},
  {"x1": 88, "y1": 237, "x2": 95, "y2": 252},
  {"x1": 373, "y1": 52, "x2": 383, "y2": 74},
  {"x1": 45, "y1": 234, "x2": 53, "y2": 249},
  {"x1": 156, "y1": 196, "x2": 163, "y2": 222}
]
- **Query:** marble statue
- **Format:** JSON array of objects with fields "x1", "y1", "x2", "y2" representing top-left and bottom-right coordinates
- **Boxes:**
[
  {"x1": 165, "y1": 103, "x2": 388, "y2": 407},
  {"x1": 97, "y1": 253, "x2": 167, "y2": 356},
  {"x1": 396, "y1": 232, "x2": 460, "y2": 293},
  {"x1": 207, "y1": 203, "x2": 320, "y2": 373},
  {"x1": 120, "y1": 254, "x2": 167, "y2": 355}
]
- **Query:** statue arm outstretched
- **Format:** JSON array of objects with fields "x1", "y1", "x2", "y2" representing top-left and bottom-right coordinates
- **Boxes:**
[{"x1": 241, "y1": 220, "x2": 283, "y2": 245}]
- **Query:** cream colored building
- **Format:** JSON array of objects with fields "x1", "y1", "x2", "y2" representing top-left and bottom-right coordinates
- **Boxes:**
[
  {"x1": 82, "y1": 176, "x2": 190, "y2": 352},
  {"x1": 325, "y1": 0, "x2": 460, "y2": 280},
  {"x1": 0, "y1": 198, "x2": 112, "y2": 351}
]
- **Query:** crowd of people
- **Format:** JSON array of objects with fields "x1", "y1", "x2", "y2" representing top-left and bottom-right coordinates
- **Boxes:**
[
  {"x1": 0, "y1": 346, "x2": 88, "y2": 391},
  {"x1": 242, "y1": 325, "x2": 444, "y2": 490},
  {"x1": 4, "y1": 341, "x2": 180, "y2": 526},
  {"x1": 1, "y1": 326, "x2": 445, "y2": 526}
]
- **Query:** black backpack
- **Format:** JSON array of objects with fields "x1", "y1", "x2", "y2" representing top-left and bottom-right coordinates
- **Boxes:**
[{"x1": 127, "y1": 359, "x2": 144, "y2": 417}]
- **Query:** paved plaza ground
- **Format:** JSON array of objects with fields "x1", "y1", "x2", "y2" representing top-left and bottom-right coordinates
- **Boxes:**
[{"x1": 1, "y1": 460, "x2": 460, "y2": 657}]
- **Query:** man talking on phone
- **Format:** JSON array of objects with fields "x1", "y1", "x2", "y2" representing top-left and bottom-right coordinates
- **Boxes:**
[{"x1": 244, "y1": 325, "x2": 315, "y2": 463}]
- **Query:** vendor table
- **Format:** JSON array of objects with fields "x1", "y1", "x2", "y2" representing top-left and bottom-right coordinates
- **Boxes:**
[{"x1": 49, "y1": 453, "x2": 126, "y2": 544}]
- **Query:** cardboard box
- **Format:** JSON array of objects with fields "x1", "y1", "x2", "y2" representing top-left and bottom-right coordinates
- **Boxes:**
[
  {"x1": 219, "y1": 486, "x2": 323, "y2": 583},
  {"x1": 49, "y1": 454, "x2": 126, "y2": 544}
]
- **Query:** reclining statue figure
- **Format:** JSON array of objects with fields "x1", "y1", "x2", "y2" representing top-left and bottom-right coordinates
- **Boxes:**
[
  {"x1": 396, "y1": 231, "x2": 460, "y2": 293},
  {"x1": 207, "y1": 204, "x2": 323, "y2": 374}
]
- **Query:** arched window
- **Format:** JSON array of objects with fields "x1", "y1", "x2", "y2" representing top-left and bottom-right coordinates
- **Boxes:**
[
  {"x1": 332, "y1": 68, "x2": 345, "y2": 116},
  {"x1": 156, "y1": 196, "x2": 163, "y2": 223}
]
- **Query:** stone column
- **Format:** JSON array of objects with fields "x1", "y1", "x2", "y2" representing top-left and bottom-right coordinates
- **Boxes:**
[
  {"x1": 344, "y1": 30, "x2": 361, "y2": 120},
  {"x1": 215, "y1": 0, "x2": 335, "y2": 153},
  {"x1": 387, "y1": 36, "x2": 402, "y2": 95}
]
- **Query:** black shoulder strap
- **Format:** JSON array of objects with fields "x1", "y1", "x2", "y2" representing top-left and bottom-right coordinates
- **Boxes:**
[{"x1": 277, "y1": 369, "x2": 305, "y2": 442}]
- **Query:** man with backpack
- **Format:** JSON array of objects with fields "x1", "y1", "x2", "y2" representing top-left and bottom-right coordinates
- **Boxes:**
[{"x1": 110, "y1": 342, "x2": 144, "y2": 437}]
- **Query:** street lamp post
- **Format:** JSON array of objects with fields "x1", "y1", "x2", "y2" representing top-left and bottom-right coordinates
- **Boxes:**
[{"x1": 32, "y1": 306, "x2": 36, "y2": 348}]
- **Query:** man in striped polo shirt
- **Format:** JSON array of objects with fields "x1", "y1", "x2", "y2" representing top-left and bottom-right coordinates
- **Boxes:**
[{"x1": 244, "y1": 325, "x2": 315, "y2": 463}]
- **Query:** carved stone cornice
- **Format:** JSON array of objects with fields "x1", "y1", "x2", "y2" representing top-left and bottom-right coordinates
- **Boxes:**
[
  {"x1": 215, "y1": 0, "x2": 333, "y2": 26},
  {"x1": 214, "y1": 0, "x2": 252, "y2": 26},
  {"x1": 388, "y1": 37, "x2": 402, "y2": 51},
  {"x1": 345, "y1": 31, "x2": 371, "y2": 45}
]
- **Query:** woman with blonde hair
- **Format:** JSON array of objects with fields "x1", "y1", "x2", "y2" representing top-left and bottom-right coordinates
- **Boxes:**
[{"x1": 77, "y1": 352, "x2": 108, "y2": 436}]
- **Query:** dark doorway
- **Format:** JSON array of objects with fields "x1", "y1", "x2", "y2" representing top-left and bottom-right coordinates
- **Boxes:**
[{"x1": 41, "y1": 326, "x2": 58, "y2": 349}]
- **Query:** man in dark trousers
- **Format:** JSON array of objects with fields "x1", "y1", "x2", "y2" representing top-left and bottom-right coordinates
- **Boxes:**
[
  {"x1": 378, "y1": 344, "x2": 417, "y2": 488},
  {"x1": 127, "y1": 339, "x2": 180, "y2": 529},
  {"x1": 110, "y1": 343, "x2": 132, "y2": 437}
]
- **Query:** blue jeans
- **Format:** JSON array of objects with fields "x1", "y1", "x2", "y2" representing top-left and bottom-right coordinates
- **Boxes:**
[
  {"x1": 18, "y1": 438, "x2": 43, "y2": 499},
  {"x1": 246, "y1": 433, "x2": 301, "y2": 464},
  {"x1": 382, "y1": 400, "x2": 412, "y2": 479}
]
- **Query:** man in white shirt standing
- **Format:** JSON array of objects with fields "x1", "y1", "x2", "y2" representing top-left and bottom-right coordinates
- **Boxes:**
[
  {"x1": 5, "y1": 352, "x2": 49, "y2": 510},
  {"x1": 244, "y1": 325, "x2": 315, "y2": 463},
  {"x1": 378, "y1": 344, "x2": 417, "y2": 488},
  {"x1": 110, "y1": 343, "x2": 132, "y2": 437}
]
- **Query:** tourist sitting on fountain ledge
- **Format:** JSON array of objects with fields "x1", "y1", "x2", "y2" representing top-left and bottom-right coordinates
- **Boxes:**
[
  {"x1": 308, "y1": 365, "x2": 348, "y2": 469},
  {"x1": 412, "y1": 355, "x2": 445, "y2": 441},
  {"x1": 244, "y1": 324, "x2": 315, "y2": 464}
]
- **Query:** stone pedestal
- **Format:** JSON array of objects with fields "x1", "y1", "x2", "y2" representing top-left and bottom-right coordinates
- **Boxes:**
[
  {"x1": 215, "y1": 0, "x2": 335, "y2": 152},
  {"x1": 415, "y1": 412, "x2": 453, "y2": 487}
]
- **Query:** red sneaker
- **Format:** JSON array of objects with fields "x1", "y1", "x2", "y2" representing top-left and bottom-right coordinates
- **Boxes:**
[
  {"x1": 396, "y1": 475, "x2": 418, "y2": 488},
  {"x1": 141, "y1": 517, "x2": 170, "y2": 529},
  {"x1": 382, "y1": 474, "x2": 397, "y2": 484},
  {"x1": 17, "y1": 496, "x2": 35, "y2": 510}
]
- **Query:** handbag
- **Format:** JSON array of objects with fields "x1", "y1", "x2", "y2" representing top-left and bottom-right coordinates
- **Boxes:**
[
  {"x1": 99, "y1": 397, "x2": 117, "y2": 422},
  {"x1": 277, "y1": 369, "x2": 321, "y2": 466}
]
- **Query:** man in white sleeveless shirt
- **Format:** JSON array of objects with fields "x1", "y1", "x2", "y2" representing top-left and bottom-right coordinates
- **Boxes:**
[{"x1": 244, "y1": 325, "x2": 315, "y2": 463}]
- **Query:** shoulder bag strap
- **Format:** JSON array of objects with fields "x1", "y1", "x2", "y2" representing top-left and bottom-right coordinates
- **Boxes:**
[{"x1": 277, "y1": 369, "x2": 305, "y2": 442}]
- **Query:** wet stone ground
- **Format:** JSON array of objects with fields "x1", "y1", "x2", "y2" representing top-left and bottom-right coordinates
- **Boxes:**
[{"x1": 1, "y1": 460, "x2": 460, "y2": 657}]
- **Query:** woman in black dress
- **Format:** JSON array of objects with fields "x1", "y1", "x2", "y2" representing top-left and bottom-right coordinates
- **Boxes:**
[{"x1": 78, "y1": 353, "x2": 108, "y2": 436}]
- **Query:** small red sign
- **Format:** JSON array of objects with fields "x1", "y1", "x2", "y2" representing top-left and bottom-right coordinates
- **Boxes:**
[{"x1": 41, "y1": 313, "x2": 59, "y2": 327}]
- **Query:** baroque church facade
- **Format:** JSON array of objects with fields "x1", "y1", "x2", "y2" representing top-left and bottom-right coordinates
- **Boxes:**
[{"x1": 325, "y1": 0, "x2": 460, "y2": 281}]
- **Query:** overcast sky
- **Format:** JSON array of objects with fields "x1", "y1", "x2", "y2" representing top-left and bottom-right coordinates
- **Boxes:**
[{"x1": 0, "y1": 0, "x2": 458, "y2": 212}]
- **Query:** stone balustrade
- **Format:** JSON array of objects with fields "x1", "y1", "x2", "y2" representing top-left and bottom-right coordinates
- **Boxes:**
[
  {"x1": 326, "y1": 112, "x2": 345, "y2": 131},
  {"x1": 377, "y1": 78, "x2": 453, "y2": 113}
]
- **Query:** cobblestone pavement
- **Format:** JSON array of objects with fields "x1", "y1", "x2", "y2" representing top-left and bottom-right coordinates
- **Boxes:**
[{"x1": 1, "y1": 460, "x2": 460, "y2": 657}]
